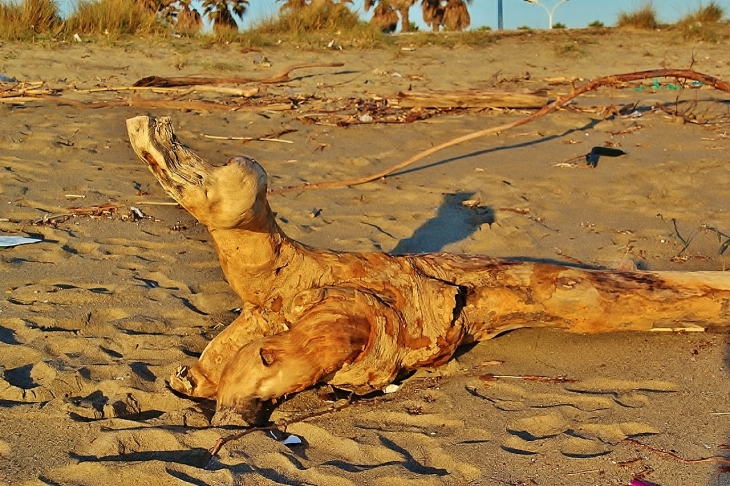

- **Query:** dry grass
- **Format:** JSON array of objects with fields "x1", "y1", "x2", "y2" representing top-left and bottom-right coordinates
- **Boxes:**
[
  {"x1": 254, "y1": 2, "x2": 376, "y2": 39},
  {"x1": 64, "y1": 0, "x2": 169, "y2": 37},
  {"x1": 0, "y1": 0, "x2": 61, "y2": 40},
  {"x1": 676, "y1": 1, "x2": 727, "y2": 41},
  {"x1": 687, "y1": 1, "x2": 725, "y2": 23},
  {"x1": 617, "y1": 1, "x2": 659, "y2": 30}
]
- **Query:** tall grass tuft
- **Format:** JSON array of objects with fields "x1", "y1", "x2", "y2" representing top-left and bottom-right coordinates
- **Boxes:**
[
  {"x1": 0, "y1": 0, "x2": 61, "y2": 40},
  {"x1": 677, "y1": 1, "x2": 726, "y2": 41},
  {"x1": 65, "y1": 0, "x2": 169, "y2": 37},
  {"x1": 617, "y1": 2, "x2": 659, "y2": 30},
  {"x1": 686, "y1": 1, "x2": 725, "y2": 23},
  {"x1": 253, "y1": 1, "x2": 378, "y2": 41}
]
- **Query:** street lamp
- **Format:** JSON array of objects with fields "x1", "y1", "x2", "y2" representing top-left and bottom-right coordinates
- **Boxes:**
[{"x1": 523, "y1": 0, "x2": 569, "y2": 29}]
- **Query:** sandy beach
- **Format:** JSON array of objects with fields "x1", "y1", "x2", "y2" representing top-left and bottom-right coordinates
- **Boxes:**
[{"x1": 2, "y1": 29, "x2": 730, "y2": 485}]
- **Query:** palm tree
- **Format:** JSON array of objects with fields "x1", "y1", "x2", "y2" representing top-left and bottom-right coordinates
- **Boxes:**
[
  {"x1": 442, "y1": 0, "x2": 470, "y2": 30},
  {"x1": 175, "y1": 0, "x2": 202, "y2": 35},
  {"x1": 421, "y1": 0, "x2": 443, "y2": 31},
  {"x1": 366, "y1": 0, "x2": 470, "y2": 33},
  {"x1": 202, "y1": 0, "x2": 248, "y2": 30},
  {"x1": 365, "y1": 0, "x2": 416, "y2": 32},
  {"x1": 277, "y1": 0, "x2": 307, "y2": 11},
  {"x1": 370, "y1": 0, "x2": 399, "y2": 32}
]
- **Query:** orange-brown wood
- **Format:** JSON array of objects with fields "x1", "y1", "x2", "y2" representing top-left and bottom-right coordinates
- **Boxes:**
[{"x1": 127, "y1": 115, "x2": 730, "y2": 425}]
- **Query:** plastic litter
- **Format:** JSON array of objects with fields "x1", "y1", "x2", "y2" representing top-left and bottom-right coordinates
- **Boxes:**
[{"x1": 0, "y1": 236, "x2": 42, "y2": 247}]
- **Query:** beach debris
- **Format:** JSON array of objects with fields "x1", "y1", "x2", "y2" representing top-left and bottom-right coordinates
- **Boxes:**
[
  {"x1": 384, "y1": 384, "x2": 400, "y2": 394},
  {"x1": 73, "y1": 33, "x2": 82, "y2": 42},
  {"x1": 478, "y1": 374, "x2": 578, "y2": 384},
  {"x1": 272, "y1": 68, "x2": 730, "y2": 194},
  {"x1": 476, "y1": 360, "x2": 504, "y2": 367},
  {"x1": 281, "y1": 434, "x2": 303, "y2": 446},
  {"x1": 31, "y1": 203, "x2": 123, "y2": 226},
  {"x1": 0, "y1": 73, "x2": 17, "y2": 83},
  {"x1": 629, "y1": 480, "x2": 659, "y2": 486},
  {"x1": 585, "y1": 146, "x2": 626, "y2": 167},
  {"x1": 132, "y1": 62, "x2": 344, "y2": 88},
  {"x1": 0, "y1": 235, "x2": 42, "y2": 248},
  {"x1": 623, "y1": 438, "x2": 730, "y2": 470},
  {"x1": 398, "y1": 88, "x2": 548, "y2": 110},
  {"x1": 202, "y1": 128, "x2": 297, "y2": 144}
]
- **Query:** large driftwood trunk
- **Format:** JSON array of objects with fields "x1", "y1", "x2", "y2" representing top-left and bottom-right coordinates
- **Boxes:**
[{"x1": 126, "y1": 116, "x2": 730, "y2": 425}]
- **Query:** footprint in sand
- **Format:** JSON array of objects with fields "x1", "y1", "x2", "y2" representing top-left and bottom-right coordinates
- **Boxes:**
[{"x1": 467, "y1": 377, "x2": 670, "y2": 457}]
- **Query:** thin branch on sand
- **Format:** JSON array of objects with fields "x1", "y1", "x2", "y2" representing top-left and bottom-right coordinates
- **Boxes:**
[
  {"x1": 623, "y1": 438, "x2": 730, "y2": 466},
  {"x1": 269, "y1": 69, "x2": 730, "y2": 195},
  {"x1": 206, "y1": 393, "x2": 354, "y2": 462},
  {"x1": 132, "y1": 62, "x2": 345, "y2": 88}
]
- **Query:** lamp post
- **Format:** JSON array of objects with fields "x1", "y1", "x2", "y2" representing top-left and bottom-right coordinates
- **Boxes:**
[
  {"x1": 523, "y1": 0, "x2": 569, "y2": 29},
  {"x1": 498, "y1": 0, "x2": 503, "y2": 29}
]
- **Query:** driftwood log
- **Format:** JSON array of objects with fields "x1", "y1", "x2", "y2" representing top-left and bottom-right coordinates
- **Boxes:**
[
  {"x1": 397, "y1": 89, "x2": 548, "y2": 109},
  {"x1": 127, "y1": 115, "x2": 730, "y2": 426}
]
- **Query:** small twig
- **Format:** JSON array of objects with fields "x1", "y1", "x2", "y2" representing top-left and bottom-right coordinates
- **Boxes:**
[
  {"x1": 565, "y1": 469, "x2": 602, "y2": 476},
  {"x1": 207, "y1": 424, "x2": 280, "y2": 459},
  {"x1": 623, "y1": 438, "x2": 730, "y2": 465},
  {"x1": 269, "y1": 68, "x2": 730, "y2": 195},
  {"x1": 135, "y1": 201, "x2": 180, "y2": 206},
  {"x1": 478, "y1": 373, "x2": 578, "y2": 383},
  {"x1": 207, "y1": 393, "x2": 354, "y2": 461},
  {"x1": 202, "y1": 128, "x2": 297, "y2": 144}
]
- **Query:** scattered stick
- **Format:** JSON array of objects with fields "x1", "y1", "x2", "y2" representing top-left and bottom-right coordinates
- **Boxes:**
[
  {"x1": 269, "y1": 68, "x2": 730, "y2": 195},
  {"x1": 202, "y1": 128, "x2": 297, "y2": 144},
  {"x1": 31, "y1": 203, "x2": 123, "y2": 225},
  {"x1": 77, "y1": 86, "x2": 260, "y2": 97},
  {"x1": 132, "y1": 62, "x2": 345, "y2": 88},
  {"x1": 478, "y1": 373, "x2": 578, "y2": 383},
  {"x1": 49, "y1": 97, "x2": 292, "y2": 112},
  {"x1": 623, "y1": 438, "x2": 730, "y2": 466},
  {"x1": 206, "y1": 393, "x2": 354, "y2": 462}
]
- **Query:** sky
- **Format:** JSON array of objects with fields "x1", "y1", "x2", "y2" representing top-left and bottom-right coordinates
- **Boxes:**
[
  {"x1": 236, "y1": 0, "x2": 730, "y2": 30},
  {"x1": 55, "y1": 0, "x2": 730, "y2": 31}
]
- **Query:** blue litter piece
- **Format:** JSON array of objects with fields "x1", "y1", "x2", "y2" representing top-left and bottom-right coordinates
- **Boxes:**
[{"x1": 0, "y1": 74, "x2": 17, "y2": 83}]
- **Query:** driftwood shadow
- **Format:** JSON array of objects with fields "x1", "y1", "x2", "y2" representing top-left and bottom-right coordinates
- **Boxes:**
[
  {"x1": 390, "y1": 119, "x2": 602, "y2": 178},
  {"x1": 391, "y1": 192, "x2": 494, "y2": 254}
]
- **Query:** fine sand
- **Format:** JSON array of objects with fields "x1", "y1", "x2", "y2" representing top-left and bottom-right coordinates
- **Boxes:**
[{"x1": 2, "y1": 30, "x2": 730, "y2": 485}]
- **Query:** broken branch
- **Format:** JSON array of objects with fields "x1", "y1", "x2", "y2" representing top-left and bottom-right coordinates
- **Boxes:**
[
  {"x1": 269, "y1": 68, "x2": 730, "y2": 195},
  {"x1": 132, "y1": 62, "x2": 345, "y2": 88}
]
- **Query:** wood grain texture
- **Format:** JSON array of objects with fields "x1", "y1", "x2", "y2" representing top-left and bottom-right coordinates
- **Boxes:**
[{"x1": 127, "y1": 115, "x2": 730, "y2": 425}]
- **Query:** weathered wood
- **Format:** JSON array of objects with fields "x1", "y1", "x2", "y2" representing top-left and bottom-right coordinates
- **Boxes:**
[
  {"x1": 398, "y1": 89, "x2": 548, "y2": 109},
  {"x1": 132, "y1": 62, "x2": 345, "y2": 88},
  {"x1": 126, "y1": 115, "x2": 730, "y2": 425}
]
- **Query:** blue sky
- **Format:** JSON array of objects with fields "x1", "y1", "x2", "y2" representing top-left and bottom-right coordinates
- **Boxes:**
[
  {"x1": 236, "y1": 0, "x2": 730, "y2": 30},
  {"x1": 56, "y1": 0, "x2": 730, "y2": 31}
]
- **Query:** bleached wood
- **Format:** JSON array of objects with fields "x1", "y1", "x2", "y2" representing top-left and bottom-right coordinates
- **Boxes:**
[{"x1": 127, "y1": 115, "x2": 730, "y2": 425}]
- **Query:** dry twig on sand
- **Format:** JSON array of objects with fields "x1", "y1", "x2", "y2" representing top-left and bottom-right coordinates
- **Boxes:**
[
  {"x1": 132, "y1": 62, "x2": 345, "y2": 88},
  {"x1": 269, "y1": 68, "x2": 730, "y2": 195},
  {"x1": 623, "y1": 438, "x2": 730, "y2": 468}
]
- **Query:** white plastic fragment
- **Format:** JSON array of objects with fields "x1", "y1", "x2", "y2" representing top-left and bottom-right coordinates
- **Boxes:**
[
  {"x1": 282, "y1": 435, "x2": 303, "y2": 446},
  {"x1": 384, "y1": 384, "x2": 400, "y2": 394},
  {"x1": 0, "y1": 236, "x2": 42, "y2": 248}
]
